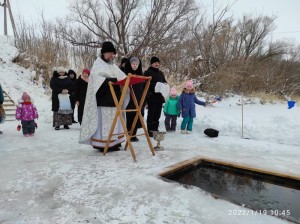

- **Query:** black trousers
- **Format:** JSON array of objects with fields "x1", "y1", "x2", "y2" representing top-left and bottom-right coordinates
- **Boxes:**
[
  {"x1": 21, "y1": 120, "x2": 35, "y2": 135},
  {"x1": 70, "y1": 96, "x2": 76, "y2": 121},
  {"x1": 164, "y1": 114, "x2": 177, "y2": 131},
  {"x1": 126, "y1": 114, "x2": 138, "y2": 136},
  {"x1": 78, "y1": 104, "x2": 84, "y2": 125},
  {"x1": 146, "y1": 94, "x2": 163, "y2": 131}
]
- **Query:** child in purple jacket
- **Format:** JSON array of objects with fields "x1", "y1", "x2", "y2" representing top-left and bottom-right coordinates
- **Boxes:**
[
  {"x1": 178, "y1": 80, "x2": 206, "y2": 134},
  {"x1": 16, "y1": 92, "x2": 39, "y2": 136}
]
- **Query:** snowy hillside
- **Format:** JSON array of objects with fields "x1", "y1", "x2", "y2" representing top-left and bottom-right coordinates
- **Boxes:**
[{"x1": 0, "y1": 35, "x2": 299, "y2": 224}]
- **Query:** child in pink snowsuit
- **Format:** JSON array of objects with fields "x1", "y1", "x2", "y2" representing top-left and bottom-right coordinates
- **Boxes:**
[{"x1": 16, "y1": 92, "x2": 39, "y2": 136}]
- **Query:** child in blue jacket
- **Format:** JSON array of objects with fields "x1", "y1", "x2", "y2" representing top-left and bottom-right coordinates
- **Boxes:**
[{"x1": 178, "y1": 80, "x2": 206, "y2": 134}]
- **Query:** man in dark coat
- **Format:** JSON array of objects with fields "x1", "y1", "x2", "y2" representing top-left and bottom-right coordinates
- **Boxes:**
[{"x1": 144, "y1": 56, "x2": 167, "y2": 137}]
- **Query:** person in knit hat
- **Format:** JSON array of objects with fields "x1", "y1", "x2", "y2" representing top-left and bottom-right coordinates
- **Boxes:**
[
  {"x1": 185, "y1": 80, "x2": 193, "y2": 89},
  {"x1": 178, "y1": 80, "x2": 206, "y2": 134},
  {"x1": 163, "y1": 87, "x2": 180, "y2": 132},
  {"x1": 15, "y1": 92, "x2": 39, "y2": 136},
  {"x1": 144, "y1": 56, "x2": 168, "y2": 137},
  {"x1": 75, "y1": 68, "x2": 90, "y2": 125}
]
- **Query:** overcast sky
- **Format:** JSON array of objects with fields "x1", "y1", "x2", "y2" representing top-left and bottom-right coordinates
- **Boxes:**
[{"x1": 0, "y1": 0, "x2": 300, "y2": 44}]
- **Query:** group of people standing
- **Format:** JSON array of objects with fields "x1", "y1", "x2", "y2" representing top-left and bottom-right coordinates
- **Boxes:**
[
  {"x1": 50, "y1": 67, "x2": 90, "y2": 130},
  {"x1": 11, "y1": 41, "x2": 208, "y2": 150},
  {"x1": 77, "y1": 41, "x2": 208, "y2": 152},
  {"x1": 77, "y1": 41, "x2": 170, "y2": 151}
]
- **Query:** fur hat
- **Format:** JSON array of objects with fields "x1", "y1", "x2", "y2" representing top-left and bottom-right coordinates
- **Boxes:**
[
  {"x1": 22, "y1": 92, "x2": 31, "y2": 101},
  {"x1": 101, "y1": 41, "x2": 116, "y2": 54},
  {"x1": 82, "y1": 68, "x2": 90, "y2": 75},
  {"x1": 170, "y1": 87, "x2": 177, "y2": 96},
  {"x1": 56, "y1": 67, "x2": 66, "y2": 73},
  {"x1": 185, "y1": 80, "x2": 193, "y2": 89},
  {"x1": 130, "y1": 57, "x2": 140, "y2": 65},
  {"x1": 150, "y1": 56, "x2": 160, "y2": 64}
]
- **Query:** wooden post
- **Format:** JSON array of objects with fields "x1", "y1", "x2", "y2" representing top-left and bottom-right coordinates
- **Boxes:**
[
  {"x1": 3, "y1": 0, "x2": 7, "y2": 35},
  {"x1": 7, "y1": 0, "x2": 17, "y2": 38}
]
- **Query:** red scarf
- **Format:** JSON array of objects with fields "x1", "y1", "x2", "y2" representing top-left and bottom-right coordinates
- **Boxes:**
[{"x1": 22, "y1": 101, "x2": 32, "y2": 105}]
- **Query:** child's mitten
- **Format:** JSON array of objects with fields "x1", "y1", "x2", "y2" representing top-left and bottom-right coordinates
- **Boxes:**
[
  {"x1": 35, "y1": 122, "x2": 38, "y2": 129},
  {"x1": 17, "y1": 125, "x2": 21, "y2": 131}
]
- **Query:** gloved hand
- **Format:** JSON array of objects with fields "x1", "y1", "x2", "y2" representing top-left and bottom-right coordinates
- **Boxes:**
[
  {"x1": 17, "y1": 125, "x2": 21, "y2": 131},
  {"x1": 35, "y1": 122, "x2": 38, "y2": 129},
  {"x1": 62, "y1": 89, "x2": 68, "y2": 94}
]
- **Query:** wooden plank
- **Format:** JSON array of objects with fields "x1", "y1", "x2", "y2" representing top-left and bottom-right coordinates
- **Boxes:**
[{"x1": 159, "y1": 156, "x2": 300, "y2": 181}]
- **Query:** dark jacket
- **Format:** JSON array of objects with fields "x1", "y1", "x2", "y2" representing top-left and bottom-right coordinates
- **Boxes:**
[
  {"x1": 75, "y1": 76, "x2": 88, "y2": 106},
  {"x1": 144, "y1": 66, "x2": 167, "y2": 103},
  {"x1": 67, "y1": 70, "x2": 77, "y2": 103},
  {"x1": 75, "y1": 76, "x2": 89, "y2": 123},
  {"x1": 124, "y1": 57, "x2": 145, "y2": 112},
  {"x1": 96, "y1": 78, "x2": 120, "y2": 107},
  {"x1": 50, "y1": 71, "x2": 73, "y2": 112},
  {"x1": 178, "y1": 89, "x2": 206, "y2": 118}
]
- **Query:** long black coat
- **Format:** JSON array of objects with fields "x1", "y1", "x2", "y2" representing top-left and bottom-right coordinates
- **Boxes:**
[
  {"x1": 124, "y1": 57, "x2": 145, "y2": 111},
  {"x1": 124, "y1": 57, "x2": 145, "y2": 129},
  {"x1": 67, "y1": 70, "x2": 77, "y2": 108},
  {"x1": 75, "y1": 76, "x2": 88, "y2": 124},
  {"x1": 144, "y1": 66, "x2": 167, "y2": 104},
  {"x1": 50, "y1": 72, "x2": 73, "y2": 112}
]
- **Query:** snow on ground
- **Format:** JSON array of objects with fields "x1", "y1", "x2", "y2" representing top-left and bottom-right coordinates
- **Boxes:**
[{"x1": 0, "y1": 35, "x2": 299, "y2": 224}]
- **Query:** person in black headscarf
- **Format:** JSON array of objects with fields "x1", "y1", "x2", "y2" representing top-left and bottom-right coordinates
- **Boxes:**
[
  {"x1": 67, "y1": 69, "x2": 77, "y2": 123},
  {"x1": 119, "y1": 57, "x2": 128, "y2": 73},
  {"x1": 124, "y1": 56, "x2": 145, "y2": 142}
]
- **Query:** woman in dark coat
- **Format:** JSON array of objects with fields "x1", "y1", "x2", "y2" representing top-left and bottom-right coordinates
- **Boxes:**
[
  {"x1": 67, "y1": 69, "x2": 77, "y2": 123},
  {"x1": 75, "y1": 68, "x2": 90, "y2": 125},
  {"x1": 124, "y1": 56, "x2": 145, "y2": 142},
  {"x1": 119, "y1": 57, "x2": 128, "y2": 73},
  {"x1": 50, "y1": 67, "x2": 73, "y2": 130}
]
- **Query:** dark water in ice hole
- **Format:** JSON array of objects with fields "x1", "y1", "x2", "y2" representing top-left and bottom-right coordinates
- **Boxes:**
[{"x1": 163, "y1": 161, "x2": 300, "y2": 223}]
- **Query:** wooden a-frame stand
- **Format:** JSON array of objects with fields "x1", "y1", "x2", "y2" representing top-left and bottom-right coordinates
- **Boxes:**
[{"x1": 104, "y1": 74, "x2": 155, "y2": 161}]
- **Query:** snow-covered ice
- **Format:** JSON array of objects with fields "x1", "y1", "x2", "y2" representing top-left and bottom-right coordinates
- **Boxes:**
[{"x1": 0, "y1": 35, "x2": 299, "y2": 224}]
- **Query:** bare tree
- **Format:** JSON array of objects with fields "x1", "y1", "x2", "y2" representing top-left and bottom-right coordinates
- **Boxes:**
[{"x1": 56, "y1": 0, "x2": 197, "y2": 56}]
